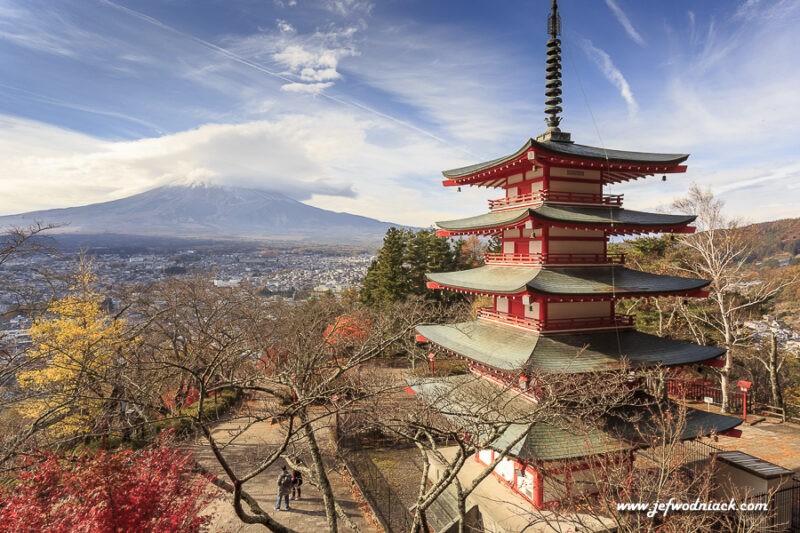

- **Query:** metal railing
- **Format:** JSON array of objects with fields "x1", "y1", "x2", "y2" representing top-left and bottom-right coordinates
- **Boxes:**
[
  {"x1": 488, "y1": 190, "x2": 623, "y2": 210},
  {"x1": 484, "y1": 252, "x2": 625, "y2": 266},
  {"x1": 340, "y1": 443, "x2": 414, "y2": 533},
  {"x1": 740, "y1": 477, "x2": 800, "y2": 532},
  {"x1": 667, "y1": 379, "x2": 753, "y2": 413},
  {"x1": 477, "y1": 308, "x2": 634, "y2": 332}
]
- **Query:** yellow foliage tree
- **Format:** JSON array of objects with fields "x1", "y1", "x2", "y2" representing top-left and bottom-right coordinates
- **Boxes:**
[{"x1": 17, "y1": 261, "x2": 125, "y2": 440}]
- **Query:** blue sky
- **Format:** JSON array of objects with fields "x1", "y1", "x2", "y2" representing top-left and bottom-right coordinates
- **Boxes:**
[{"x1": 1, "y1": 0, "x2": 798, "y2": 226}]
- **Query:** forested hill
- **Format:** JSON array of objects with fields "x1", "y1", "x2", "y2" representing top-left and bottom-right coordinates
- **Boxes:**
[{"x1": 740, "y1": 218, "x2": 800, "y2": 263}]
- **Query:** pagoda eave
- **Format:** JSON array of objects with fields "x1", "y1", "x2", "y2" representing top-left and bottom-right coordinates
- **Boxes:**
[
  {"x1": 417, "y1": 321, "x2": 727, "y2": 374},
  {"x1": 426, "y1": 266, "x2": 710, "y2": 298},
  {"x1": 436, "y1": 205, "x2": 697, "y2": 237},
  {"x1": 408, "y1": 375, "x2": 741, "y2": 463},
  {"x1": 441, "y1": 138, "x2": 689, "y2": 188},
  {"x1": 436, "y1": 222, "x2": 695, "y2": 238},
  {"x1": 426, "y1": 281, "x2": 709, "y2": 301}
]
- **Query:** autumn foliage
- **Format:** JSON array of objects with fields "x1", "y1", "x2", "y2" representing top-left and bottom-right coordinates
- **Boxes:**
[
  {"x1": 0, "y1": 436, "x2": 213, "y2": 533},
  {"x1": 324, "y1": 314, "x2": 370, "y2": 348},
  {"x1": 17, "y1": 261, "x2": 127, "y2": 438}
]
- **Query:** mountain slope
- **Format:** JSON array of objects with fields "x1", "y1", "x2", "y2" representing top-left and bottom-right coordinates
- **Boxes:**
[
  {"x1": 738, "y1": 218, "x2": 800, "y2": 262},
  {"x1": 0, "y1": 185, "x2": 401, "y2": 243}
]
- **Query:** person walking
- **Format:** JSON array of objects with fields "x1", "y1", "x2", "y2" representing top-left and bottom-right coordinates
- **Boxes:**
[
  {"x1": 275, "y1": 466, "x2": 293, "y2": 511},
  {"x1": 291, "y1": 469, "x2": 303, "y2": 500}
]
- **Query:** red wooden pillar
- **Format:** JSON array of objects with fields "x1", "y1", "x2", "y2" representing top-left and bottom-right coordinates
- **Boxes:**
[
  {"x1": 539, "y1": 297, "x2": 548, "y2": 329},
  {"x1": 541, "y1": 223, "x2": 550, "y2": 257},
  {"x1": 542, "y1": 164, "x2": 551, "y2": 193},
  {"x1": 533, "y1": 470, "x2": 544, "y2": 508},
  {"x1": 738, "y1": 380, "x2": 752, "y2": 421}
]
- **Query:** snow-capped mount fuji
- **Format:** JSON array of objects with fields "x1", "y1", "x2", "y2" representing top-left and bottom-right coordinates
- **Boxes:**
[{"x1": 0, "y1": 185, "x2": 402, "y2": 243}]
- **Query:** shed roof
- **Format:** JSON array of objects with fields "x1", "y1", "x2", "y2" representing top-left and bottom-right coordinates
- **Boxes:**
[{"x1": 715, "y1": 451, "x2": 795, "y2": 479}]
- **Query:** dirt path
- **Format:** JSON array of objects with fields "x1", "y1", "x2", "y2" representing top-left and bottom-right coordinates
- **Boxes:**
[{"x1": 191, "y1": 401, "x2": 377, "y2": 533}]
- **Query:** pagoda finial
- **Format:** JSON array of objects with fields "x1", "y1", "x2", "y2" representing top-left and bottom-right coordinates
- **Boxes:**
[{"x1": 545, "y1": 0, "x2": 563, "y2": 130}]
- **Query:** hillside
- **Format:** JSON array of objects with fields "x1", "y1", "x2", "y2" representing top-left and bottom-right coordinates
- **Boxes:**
[{"x1": 741, "y1": 218, "x2": 800, "y2": 263}]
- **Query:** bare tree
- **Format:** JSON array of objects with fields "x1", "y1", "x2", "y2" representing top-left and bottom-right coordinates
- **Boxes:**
[
  {"x1": 133, "y1": 279, "x2": 436, "y2": 532},
  {"x1": 748, "y1": 332, "x2": 785, "y2": 410},
  {"x1": 673, "y1": 185, "x2": 793, "y2": 411}
]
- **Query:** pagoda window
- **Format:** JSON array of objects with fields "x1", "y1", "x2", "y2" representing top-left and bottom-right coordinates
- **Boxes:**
[
  {"x1": 496, "y1": 456, "x2": 515, "y2": 483},
  {"x1": 503, "y1": 228, "x2": 521, "y2": 239},
  {"x1": 495, "y1": 296, "x2": 509, "y2": 314},
  {"x1": 503, "y1": 240, "x2": 515, "y2": 254},
  {"x1": 549, "y1": 179, "x2": 602, "y2": 195},
  {"x1": 528, "y1": 240, "x2": 543, "y2": 255},
  {"x1": 526, "y1": 167, "x2": 543, "y2": 181},
  {"x1": 548, "y1": 239, "x2": 605, "y2": 255},
  {"x1": 477, "y1": 449, "x2": 494, "y2": 466},
  {"x1": 549, "y1": 227, "x2": 604, "y2": 238},
  {"x1": 550, "y1": 167, "x2": 602, "y2": 180},
  {"x1": 516, "y1": 467, "x2": 534, "y2": 499},
  {"x1": 507, "y1": 172, "x2": 524, "y2": 185},
  {"x1": 524, "y1": 301, "x2": 539, "y2": 319},
  {"x1": 548, "y1": 301, "x2": 612, "y2": 320}
]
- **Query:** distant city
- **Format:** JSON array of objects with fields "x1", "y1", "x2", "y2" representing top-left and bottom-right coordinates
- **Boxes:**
[{"x1": 0, "y1": 244, "x2": 374, "y2": 353}]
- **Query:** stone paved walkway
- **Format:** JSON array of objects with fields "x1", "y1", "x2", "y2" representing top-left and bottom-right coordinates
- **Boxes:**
[
  {"x1": 714, "y1": 419, "x2": 800, "y2": 472},
  {"x1": 688, "y1": 401, "x2": 800, "y2": 472},
  {"x1": 191, "y1": 404, "x2": 377, "y2": 533}
]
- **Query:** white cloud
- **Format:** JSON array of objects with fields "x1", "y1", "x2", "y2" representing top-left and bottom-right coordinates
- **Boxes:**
[
  {"x1": 276, "y1": 19, "x2": 296, "y2": 34},
  {"x1": 581, "y1": 40, "x2": 638, "y2": 117},
  {"x1": 0, "y1": 113, "x2": 483, "y2": 226},
  {"x1": 281, "y1": 82, "x2": 334, "y2": 93},
  {"x1": 224, "y1": 24, "x2": 360, "y2": 94},
  {"x1": 604, "y1": 0, "x2": 645, "y2": 46},
  {"x1": 322, "y1": 0, "x2": 373, "y2": 17}
]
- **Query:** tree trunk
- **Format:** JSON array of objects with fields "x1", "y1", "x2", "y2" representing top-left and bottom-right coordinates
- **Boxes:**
[
  {"x1": 720, "y1": 363, "x2": 730, "y2": 413},
  {"x1": 300, "y1": 409, "x2": 338, "y2": 533},
  {"x1": 720, "y1": 322, "x2": 733, "y2": 413},
  {"x1": 768, "y1": 333, "x2": 784, "y2": 409}
]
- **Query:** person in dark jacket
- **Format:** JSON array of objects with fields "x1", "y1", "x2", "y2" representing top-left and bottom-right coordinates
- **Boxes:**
[
  {"x1": 291, "y1": 469, "x2": 303, "y2": 500},
  {"x1": 275, "y1": 466, "x2": 293, "y2": 511}
]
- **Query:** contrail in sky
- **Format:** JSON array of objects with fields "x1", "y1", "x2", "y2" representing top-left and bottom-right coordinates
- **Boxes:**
[{"x1": 97, "y1": 0, "x2": 475, "y2": 156}]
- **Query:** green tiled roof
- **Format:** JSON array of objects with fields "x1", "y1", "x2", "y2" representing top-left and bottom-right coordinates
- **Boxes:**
[
  {"x1": 437, "y1": 208, "x2": 531, "y2": 232},
  {"x1": 442, "y1": 140, "x2": 533, "y2": 178},
  {"x1": 408, "y1": 375, "x2": 741, "y2": 462},
  {"x1": 441, "y1": 138, "x2": 688, "y2": 178},
  {"x1": 493, "y1": 420, "x2": 631, "y2": 461},
  {"x1": 436, "y1": 205, "x2": 696, "y2": 233},
  {"x1": 417, "y1": 321, "x2": 725, "y2": 373},
  {"x1": 534, "y1": 205, "x2": 696, "y2": 227},
  {"x1": 532, "y1": 139, "x2": 688, "y2": 165},
  {"x1": 426, "y1": 265, "x2": 708, "y2": 295}
]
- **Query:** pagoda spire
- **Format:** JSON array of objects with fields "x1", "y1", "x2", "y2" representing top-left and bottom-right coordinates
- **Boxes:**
[{"x1": 545, "y1": 0, "x2": 564, "y2": 130}]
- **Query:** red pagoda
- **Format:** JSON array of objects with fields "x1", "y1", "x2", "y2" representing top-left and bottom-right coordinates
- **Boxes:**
[{"x1": 410, "y1": 0, "x2": 742, "y2": 526}]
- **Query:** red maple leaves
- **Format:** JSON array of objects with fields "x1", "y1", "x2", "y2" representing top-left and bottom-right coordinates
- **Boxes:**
[{"x1": 0, "y1": 435, "x2": 213, "y2": 532}]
